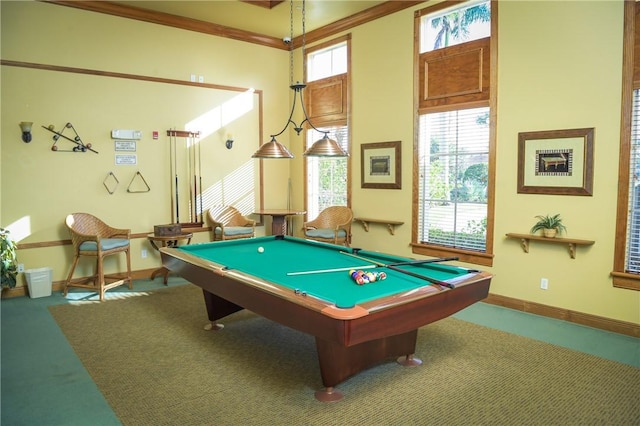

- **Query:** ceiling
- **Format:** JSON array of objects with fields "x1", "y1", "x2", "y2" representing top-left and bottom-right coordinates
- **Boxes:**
[{"x1": 111, "y1": 0, "x2": 388, "y2": 40}]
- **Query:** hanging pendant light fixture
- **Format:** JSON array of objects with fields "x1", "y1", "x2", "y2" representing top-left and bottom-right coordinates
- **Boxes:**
[{"x1": 252, "y1": 0, "x2": 348, "y2": 159}]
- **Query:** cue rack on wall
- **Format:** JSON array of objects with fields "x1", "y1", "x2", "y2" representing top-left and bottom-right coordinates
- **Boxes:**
[{"x1": 167, "y1": 129, "x2": 203, "y2": 227}]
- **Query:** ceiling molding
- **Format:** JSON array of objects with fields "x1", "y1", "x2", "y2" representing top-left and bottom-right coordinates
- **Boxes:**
[
  {"x1": 42, "y1": 0, "x2": 287, "y2": 49},
  {"x1": 41, "y1": 0, "x2": 425, "y2": 50},
  {"x1": 297, "y1": 1, "x2": 424, "y2": 47}
]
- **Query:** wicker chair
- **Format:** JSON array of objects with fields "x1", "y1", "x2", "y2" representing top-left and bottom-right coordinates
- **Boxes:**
[
  {"x1": 64, "y1": 213, "x2": 132, "y2": 301},
  {"x1": 207, "y1": 206, "x2": 256, "y2": 241},
  {"x1": 303, "y1": 206, "x2": 353, "y2": 247}
]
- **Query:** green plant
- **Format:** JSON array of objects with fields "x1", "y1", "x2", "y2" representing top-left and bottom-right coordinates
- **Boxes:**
[
  {"x1": 1, "y1": 228, "x2": 18, "y2": 289},
  {"x1": 530, "y1": 214, "x2": 567, "y2": 235}
]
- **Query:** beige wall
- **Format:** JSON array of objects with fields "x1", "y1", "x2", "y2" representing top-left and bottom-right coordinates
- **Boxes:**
[
  {"x1": 2, "y1": 1, "x2": 638, "y2": 325},
  {"x1": 1, "y1": 1, "x2": 290, "y2": 275}
]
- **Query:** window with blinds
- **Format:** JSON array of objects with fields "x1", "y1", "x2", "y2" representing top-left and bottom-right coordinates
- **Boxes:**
[
  {"x1": 612, "y1": 1, "x2": 640, "y2": 289},
  {"x1": 306, "y1": 126, "x2": 349, "y2": 219},
  {"x1": 418, "y1": 107, "x2": 489, "y2": 252},
  {"x1": 625, "y1": 89, "x2": 640, "y2": 273}
]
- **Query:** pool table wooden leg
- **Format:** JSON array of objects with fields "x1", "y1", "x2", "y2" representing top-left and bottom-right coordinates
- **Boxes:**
[
  {"x1": 201, "y1": 289, "x2": 244, "y2": 330},
  {"x1": 314, "y1": 329, "x2": 419, "y2": 401}
]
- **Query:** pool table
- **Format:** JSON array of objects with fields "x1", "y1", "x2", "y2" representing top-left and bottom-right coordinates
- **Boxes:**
[{"x1": 161, "y1": 235, "x2": 492, "y2": 402}]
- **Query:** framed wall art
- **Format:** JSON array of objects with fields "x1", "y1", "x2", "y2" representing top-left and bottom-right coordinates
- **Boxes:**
[
  {"x1": 517, "y1": 128, "x2": 594, "y2": 196},
  {"x1": 361, "y1": 141, "x2": 401, "y2": 189}
]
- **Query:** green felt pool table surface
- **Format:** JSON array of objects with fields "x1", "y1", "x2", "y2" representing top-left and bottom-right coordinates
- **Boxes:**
[{"x1": 176, "y1": 236, "x2": 476, "y2": 309}]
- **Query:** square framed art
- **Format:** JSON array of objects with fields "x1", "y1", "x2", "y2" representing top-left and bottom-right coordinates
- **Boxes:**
[
  {"x1": 517, "y1": 128, "x2": 594, "y2": 196},
  {"x1": 361, "y1": 141, "x2": 401, "y2": 189}
]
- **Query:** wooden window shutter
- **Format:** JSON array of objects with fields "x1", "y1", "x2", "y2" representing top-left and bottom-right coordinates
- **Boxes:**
[
  {"x1": 304, "y1": 74, "x2": 348, "y2": 127},
  {"x1": 418, "y1": 37, "x2": 490, "y2": 110}
]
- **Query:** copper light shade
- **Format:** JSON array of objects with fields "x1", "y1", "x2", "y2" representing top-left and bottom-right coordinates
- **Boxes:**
[
  {"x1": 304, "y1": 134, "x2": 346, "y2": 157},
  {"x1": 252, "y1": 136, "x2": 294, "y2": 159}
]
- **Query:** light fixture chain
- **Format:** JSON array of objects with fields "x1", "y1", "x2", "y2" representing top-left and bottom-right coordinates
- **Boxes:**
[
  {"x1": 302, "y1": 0, "x2": 307, "y2": 83},
  {"x1": 289, "y1": 0, "x2": 294, "y2": 86}
]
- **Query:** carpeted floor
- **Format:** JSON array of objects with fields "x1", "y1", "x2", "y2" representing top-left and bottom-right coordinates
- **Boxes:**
[{"x1": 49, "y1": 284, "x2": 640, "y2": 426}]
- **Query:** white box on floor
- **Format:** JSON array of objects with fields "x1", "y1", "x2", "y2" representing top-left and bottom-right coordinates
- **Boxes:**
[{"x1": 24, "y1": 267, "x2": 53, "y2": 298}]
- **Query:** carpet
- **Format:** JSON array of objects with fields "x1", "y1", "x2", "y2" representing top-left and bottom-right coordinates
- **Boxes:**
[{"x1": 49, "y1": 284, "x2": 640, "y2": 426}]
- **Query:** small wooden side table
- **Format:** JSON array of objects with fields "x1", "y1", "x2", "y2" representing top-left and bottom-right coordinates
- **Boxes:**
[
  {"x1": 147, "y1": 232, "x2": 193, "y2": 284},
  {"x1": 253, "y1": 209, "x2": 306, "y2": 236}
]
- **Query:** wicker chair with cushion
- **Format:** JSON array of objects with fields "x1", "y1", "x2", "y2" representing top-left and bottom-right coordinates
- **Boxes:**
[
  {"x1": 64, "y1": 213, "x2": 132, "y2": 301},
  {"x1": 303, "y1": 206, "x2": 353, "y2": 247},
  {"x1": 207, "y1": 206, "x2": 256, "y2": 241}
]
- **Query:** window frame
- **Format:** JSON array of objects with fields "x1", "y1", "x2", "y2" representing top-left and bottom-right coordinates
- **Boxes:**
[
  {"x1": 303, "y1": 35, "x2": 352, "y2": 220},
  {"x1": 411, "y1": 0, "x2": 497, "y2": 267},
  {"x1": 611, "y1": 0, "x2": 640, "y2": 291}
]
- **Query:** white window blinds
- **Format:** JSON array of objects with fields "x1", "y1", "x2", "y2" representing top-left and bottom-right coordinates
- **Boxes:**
[{"x1": 418, "y1": 107, "x2": 489, "y2": 251}]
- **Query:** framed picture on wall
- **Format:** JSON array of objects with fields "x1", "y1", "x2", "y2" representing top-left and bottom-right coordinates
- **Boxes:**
[
  {"x1": 517, "y1": 128, "x2": 594, "y2": 196},
  {"x1": 361, "y1": 141, "x2": 401, "y2": 189}
]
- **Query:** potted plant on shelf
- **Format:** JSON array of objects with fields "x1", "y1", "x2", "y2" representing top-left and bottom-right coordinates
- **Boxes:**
[
  {"x1": 530, "y1": 214, "x2": 567, "y2": 238},
  {"x1": 1, "y1": 228, "x2": 18, "y2": 292}
]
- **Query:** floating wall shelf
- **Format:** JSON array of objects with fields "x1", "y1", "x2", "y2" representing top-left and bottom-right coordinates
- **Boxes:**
[
  {"x1": 354, "y1": 217, "x2": 404, "y2": 235},
  {"x1": 505, "y1": 233, "x2": 595, "y2": 259}
]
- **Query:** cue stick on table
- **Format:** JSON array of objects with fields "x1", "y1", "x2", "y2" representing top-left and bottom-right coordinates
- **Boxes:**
[
  {"x1": 340, "y1": 252, "x2": 455, "y2": 289},
  {"x1": 287, "y1": 264, "x2": 378, "y2": 276},
  {"x1": 388, "y1": 256, "x2": 459, "y2": 267}
]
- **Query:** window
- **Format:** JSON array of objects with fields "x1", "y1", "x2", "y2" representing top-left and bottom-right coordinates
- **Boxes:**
[
  {"x1": 304, "y1": 36, "x2": 351, "y2": 220},
  {"x1": 305, "y1": 126, "x2": 349, "y2": 219},
  {"x1": 418, "y1": 108, "x2": 489, "y2": 252},
  {"x1": 420, "y1": 0, "x2": 491, "y2": 53},
  {"x1": 413, "y1": 1, "x2": 494, "y2": 266},
  {"x1": 307, "y1": 42, "x2": 347, "y2": 82},
  {"x1": 612, "y1": 1, "x2": 640, "y2": 291}
]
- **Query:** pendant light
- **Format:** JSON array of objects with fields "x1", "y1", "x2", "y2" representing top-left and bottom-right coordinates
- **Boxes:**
[{"x1": 252, "y1": 0, "x2": 348, "y2": 159}]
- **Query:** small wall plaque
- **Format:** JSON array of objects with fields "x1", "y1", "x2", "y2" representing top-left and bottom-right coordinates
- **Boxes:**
[
  {"x1": 115, "y1": 154, "x2": 137, "y2": 165},
  {"x1": 115, "y1": 140, "x2": 136, "y2": 152}
]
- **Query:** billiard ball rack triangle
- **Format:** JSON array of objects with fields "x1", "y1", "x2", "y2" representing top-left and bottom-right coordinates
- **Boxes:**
[{"x1": 42, "y1": 122, "x2": 98, "y2": 153}]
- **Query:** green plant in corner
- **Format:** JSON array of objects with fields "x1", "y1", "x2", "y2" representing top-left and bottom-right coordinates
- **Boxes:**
[
  {"x1": 1, "y1": 228, "x2": 18, "y2": 289},
  {"x1": 530, "y1": 214, "x2": 567, "y2": 238}
]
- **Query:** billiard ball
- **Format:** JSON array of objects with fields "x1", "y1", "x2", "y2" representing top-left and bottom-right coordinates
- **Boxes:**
[{"x1": 257, "y1": 247, "x2": 264, "y2": 253}]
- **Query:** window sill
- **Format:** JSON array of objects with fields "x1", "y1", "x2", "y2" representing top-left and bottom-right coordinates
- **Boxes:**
[
  {"x1": 611, "y1": 271, "x2": 640, "y2": 291},
  {"x1": 411, "y1": 243, "x2": 493, "y2": 267}
]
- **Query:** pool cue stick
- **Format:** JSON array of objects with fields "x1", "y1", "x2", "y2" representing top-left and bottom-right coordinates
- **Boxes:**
[
  {"x1": 191, "y1": 135, "x2": 196, "y2": 223},
  {"x1": 192, "y1": 132, "x2": 198, "y2": 223},
  {"x1": 387, "y1": 256, "x2": 459, "y2": 267},
  {"x1": 173, "y1": 130, "x2": 180, "y2": 224},
  {"x1": 188, "y1": 134, "x2": 194, "y2": 223},
  {"x1": 197, "y1": 132, "x2": 203, "y2": 223},
  {"x1": 287, "y1": 264, "x2": 378, "y2": 276},
  {"x1": 340, "y1": 252, "x2": 454, "y2": 289},
  {"x1": 169, "y1": 131, "x2": 175, "y2": 223}
]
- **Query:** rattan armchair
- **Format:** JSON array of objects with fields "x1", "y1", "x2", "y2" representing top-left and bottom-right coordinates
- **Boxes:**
[
  {"x1": 64, "y1": 213, "x2": 132, "y2": 301},
  {"x1": 207, "y1": 206, "x2": 256, "y2": 241},
  {"x1": 303, "y1": 206, "x2": 353, "y2": 247}
]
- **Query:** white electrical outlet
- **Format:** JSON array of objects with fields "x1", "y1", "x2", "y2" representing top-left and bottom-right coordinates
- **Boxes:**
[
  {"x1": 540, "y1": 278, "x2": 549, "y2": 290},
  {"x1": 141, "y1": 249, "x2": 148, "y2": 259},
  {"x1": 17, "y1": 263, "x2": 24, "y2": 273}
]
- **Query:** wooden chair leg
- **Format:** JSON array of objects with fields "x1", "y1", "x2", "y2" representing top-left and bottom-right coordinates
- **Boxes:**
[
  {"x1": 125, "y1": 248, "x2": 132, "y2": 289},
  {"x1": 64, "y1": 255, "x2": 81, "y2": 297},
  {"x1": 97, "y1": 256, "x2": 105, "y2": 302}
]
